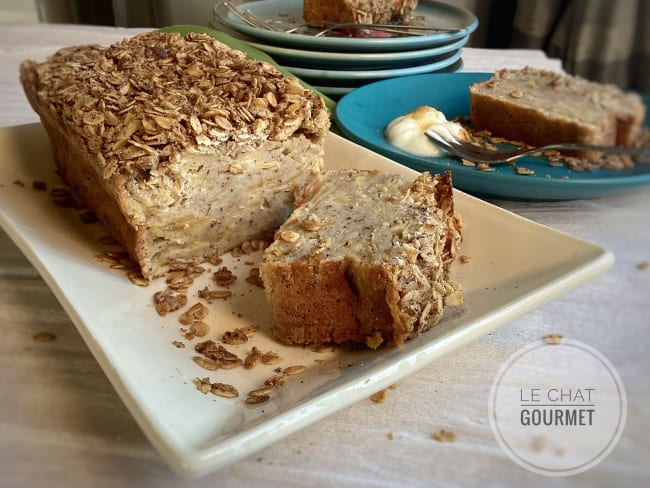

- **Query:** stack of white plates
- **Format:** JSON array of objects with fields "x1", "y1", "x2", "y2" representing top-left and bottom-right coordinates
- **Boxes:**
[{"x1": 212, "y1": 0, "x2": 478, "y2": 97}]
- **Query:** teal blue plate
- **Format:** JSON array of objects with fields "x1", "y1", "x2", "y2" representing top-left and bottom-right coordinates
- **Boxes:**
[
  {"x1": 213, "y1": 0, "x2": 477, "y2": 53},
  {"x1": 335, "y1": 72, "x2": 650, "y2": 200},
  {"x1": 248, "y1": 35, "x2": 468, "y2": 70}
]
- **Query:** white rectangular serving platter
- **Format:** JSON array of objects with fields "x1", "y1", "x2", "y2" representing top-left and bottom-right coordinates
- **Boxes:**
[{"x1": 0, "y1": 123, "x2": 613, "y2": 477}]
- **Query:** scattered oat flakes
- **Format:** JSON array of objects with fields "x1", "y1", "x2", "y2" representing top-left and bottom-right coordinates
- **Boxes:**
[
  {"x1": 198, "y1": 286, "x2": 231, "y2": 303},
  {"x1": 460, "y1": 254, "x2": 472, "y2": 264},
  {"x1": 264, "y1": 374, "x2": 286, "y2": 387},
  {"x1": 261, "y1": 350, "x2": 282, "y2": 365},
  {"x1": 195, "y1": 340, "x2": 242, "y2": 369},
  {"x1": 515, "y1": 166, "x2": 535, "y2": 176},
  {"x1": 178, "y1": 302, "x2": 209, "y2": 325},
  {"x1": 388, "y1": 384, "x2": 397, "y2": 390},
  {"x1": 192, "y1": 355, "x2": 220, "y2": 371},
  {"x1": 193, "y1": 376, "x2": 212, "y2": 394},
  {"x1": 283, "y1": 364, "x2": 305, "y2": 376},
  {"x1": 249, "y1": 386, "x2": 274, "y2": 398},
  {"x1": 153, "y1": 289, "x2": 187, "y2": 316},
  {"x1": 543, "y1": 333, "x2": 563, "y2": 345},
  {"x1": 172, "y1": 340, "x2": 185, "y2": 349},
  {"x1": 370, "y1": 390, "x2": 387, "y2": 403},
  {"x1": 476, "y1": 162, "x2": 495, "y2": 172},
  {"x1": 31, "y1": 180, "x2": 48, "y2": 191},
  {"x1": 222, "y1": 328, "x2": 249, "y2": 345},
  {"x1": 33, "y1": 331, "x2": 56, "y2": 342},
  {"x1": 211, "y1": 382, "x2": 239, "y2": 398},
  {"x1": 637, "y1": 261, "x2": 649, "y2": 270},
  {"x1": 244, "y1": 346, "x2": 263, "y2": 369},
  {"x1": 245, "y1": 394, "x2": 270, "y2": 404},
  {"x1": 213, "y1": 266, "x2": 236, "y2": 286},
  {"x1": 184, "y1": 321, "x2": 210, "y2": 339},
  {"x1": 432, "y1": 429, "x2": 456, "y2": 442},
  {"x1": 246, "y1": 267, "x2": 264, "y2": 288},
  {"x1": 386, "y1": 432, "x2": 394, "y2": 440}
]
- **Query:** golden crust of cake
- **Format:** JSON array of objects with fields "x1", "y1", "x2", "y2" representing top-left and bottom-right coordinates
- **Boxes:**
[
  {"x1": 469, "y1": 67, "x2": 646, "y2": 162},
  {"x1": 260, "y1": 169, "x2": 462, "y2": 347},
  {"x1": 303, "y1": 0, "x2": 418, "y2": 24}
]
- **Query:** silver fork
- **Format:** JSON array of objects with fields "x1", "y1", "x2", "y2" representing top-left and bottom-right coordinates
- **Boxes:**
[
  {"x1": 425, "y1": 130, "x2": 650, "y2": 164},
  {"x1": 221, "y1": 1, "x2": 460, "y2": 37}
]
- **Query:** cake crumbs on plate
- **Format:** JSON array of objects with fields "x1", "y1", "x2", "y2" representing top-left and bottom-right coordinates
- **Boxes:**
[
  {"x1": 370, "y1": 390, "x2": 387, "y2": 403},
  {"x1": 432, "y1": 429, "x2": 456, "y2": 442},
  {"x1": 637, "y1": 260, "x2": 649, "y2": 270},
  {"x1": 32, "y1": 180, "x2": 47, "y2": 191},
  {"x1": 515, "y1": 166, "x2": 535, "y2": 176},
  {"x1": 213, "y1": 266, "x2": 237, "y2": 286},
  {"x1": 543, "y1": 333, "x2": 563, "y2": 345},
  {"x1": 33, "y1": 331, "x2": 56, "y2": 342}
]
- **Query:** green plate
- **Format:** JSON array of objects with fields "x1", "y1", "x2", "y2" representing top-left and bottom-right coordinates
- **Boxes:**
[{"x1": 156, "y1": 25, "x2": 336, "y2": 113}]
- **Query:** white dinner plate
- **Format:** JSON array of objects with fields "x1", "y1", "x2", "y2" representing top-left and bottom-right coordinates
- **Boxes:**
[
  {"x1": 247, "y1": 35, "x2": 469, "y2": 70},
  {"x1": 0, "y1": 123, "x2": 613, "y2": 476},
  {"x1": 213, "y1": 0, "x2": 478, "y2": 52}
]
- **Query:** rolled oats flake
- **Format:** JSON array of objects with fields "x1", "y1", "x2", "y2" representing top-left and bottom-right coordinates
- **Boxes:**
[
  {"x1": 153, "y1": 289, "x2": 187, "y2": 316},
  {"x1": 213, "y1": 266, "x2": 237, "y2": 287},
  {"x1": 432, "y1": 429, "x2": 456, "y2": 442}
]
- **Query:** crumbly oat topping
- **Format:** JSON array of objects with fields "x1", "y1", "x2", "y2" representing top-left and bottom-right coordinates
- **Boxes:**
[{"x1": 23, "y1": 32, "x2": 329, "y2": 181}]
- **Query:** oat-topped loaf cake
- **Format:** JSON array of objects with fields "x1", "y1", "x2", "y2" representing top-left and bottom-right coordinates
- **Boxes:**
[
  {"x1": 260, "y1": 169, "x2": 462, "y2": 347},
  {"x1": 469, "y1": 67, "x2": 646, "y2": 163},
  {"x1": 303, "y1": 0, "x2": 418, "y2": 24},
  {"x1": 20, "y1": 32, "x2": 330, "y2": 279}
]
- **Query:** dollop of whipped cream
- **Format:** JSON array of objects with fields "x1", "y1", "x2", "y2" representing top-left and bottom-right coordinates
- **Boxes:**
[{"x1": 385, "y1": 106, "x2": 468, "y2": 157}]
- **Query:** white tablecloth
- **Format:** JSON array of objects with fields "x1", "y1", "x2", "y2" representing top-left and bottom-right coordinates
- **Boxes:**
[{"x1": 0, "y1": 23, "x2": 648, "y2": 488}]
